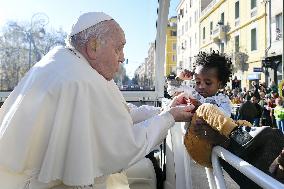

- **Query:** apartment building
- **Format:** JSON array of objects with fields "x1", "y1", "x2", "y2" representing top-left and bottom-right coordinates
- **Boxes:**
[
  {"x1": 265, "y1": 0, "x2": 283, "y2": 85},
  {"x1": 176, "y1": 0, "x2": 204, "y2": 75},
  {"x1": 165, "y1": 16, "x2": 177, "y2": 76},
  {"x1": 200, "y1": 0, "x2": 267, "y2": 89}
]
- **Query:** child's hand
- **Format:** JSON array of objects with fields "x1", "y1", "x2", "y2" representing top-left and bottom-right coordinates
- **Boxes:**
[
  {"x1": 177, "y1": 69, "x2": 193, "y2": 81},
  {"x1": 170, "y1": 93, "x2": 195, "y2": 107},
  {"x1": 185, "y1": 98, "x2": 201, "y2": 107}
]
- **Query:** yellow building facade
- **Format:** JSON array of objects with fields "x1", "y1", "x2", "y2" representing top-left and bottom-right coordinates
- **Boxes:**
[
  {"x1": 200, "y1": 0, "x2": 267, "y2": 89},
  {"x1": 165, "y1": 16, "x2": 177, "y2": 77}
]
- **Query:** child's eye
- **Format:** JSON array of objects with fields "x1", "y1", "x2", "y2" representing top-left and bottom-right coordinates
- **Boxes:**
[{"x1": 205, "y1": 82, "x2": 212, "y2": 85}]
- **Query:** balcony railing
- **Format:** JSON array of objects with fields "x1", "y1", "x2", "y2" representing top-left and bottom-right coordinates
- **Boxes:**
[{"x1": 212, "y1": 25, "x2": 227, "y2": 42}]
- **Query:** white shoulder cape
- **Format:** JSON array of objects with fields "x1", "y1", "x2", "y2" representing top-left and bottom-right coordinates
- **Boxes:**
[{"x1": 0, "y1": 46, "x2": 171, "y2": 186}]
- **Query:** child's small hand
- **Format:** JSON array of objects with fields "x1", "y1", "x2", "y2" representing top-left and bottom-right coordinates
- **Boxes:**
[
  {"x1": 170, "y1": 93, "x2": 196, "y2": 109},
  {"x1": 177, "y1": 69, "x2": 193, "y2": 81}
]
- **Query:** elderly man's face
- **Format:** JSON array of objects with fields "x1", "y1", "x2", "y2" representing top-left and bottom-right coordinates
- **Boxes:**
[{"x1": 91, "y1": 22, "x2": 126, "y2": 80}]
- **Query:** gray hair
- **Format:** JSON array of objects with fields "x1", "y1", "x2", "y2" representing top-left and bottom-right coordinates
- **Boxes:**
[{"x1": 65, "y1": 20, "x2": 119, "y2": 49}]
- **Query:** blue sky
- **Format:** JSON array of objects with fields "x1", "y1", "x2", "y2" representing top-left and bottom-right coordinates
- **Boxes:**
[{"x1": 0, "y1": 0, "x2": 179, "y2": 78}]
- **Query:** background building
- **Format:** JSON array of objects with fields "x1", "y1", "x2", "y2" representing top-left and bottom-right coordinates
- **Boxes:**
[
  {"x1": 176, "y1": 0, "x2": 203, "y2": 75},
  {"x1": 165, "y1": 16, "x2": 177, "y2": 77},
  {"x1": 265, "y1": 0, "x2": 283, "y2": 86},
  {"x1": 133, "y1": 43, "x2": 155, "y2": 89},
  {"x1": 200, "y1": 0, "x2": 268, "y2": 89}
]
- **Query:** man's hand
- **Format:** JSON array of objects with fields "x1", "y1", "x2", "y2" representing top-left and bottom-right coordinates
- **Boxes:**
[
  {"x1": 169, "y1": 92, "x2": 195, "y2": 107},
  {"x1": 168, "y1": 105, "x2": 194, "y2": 122}
]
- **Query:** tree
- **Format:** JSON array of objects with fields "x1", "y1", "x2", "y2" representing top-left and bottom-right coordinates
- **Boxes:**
[{"x1": 0, "y1": 21, "x2": 66, "y2": 90}]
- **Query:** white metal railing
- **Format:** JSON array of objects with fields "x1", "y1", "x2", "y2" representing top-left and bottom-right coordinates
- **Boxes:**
[{"x1": 208, "y1": 146, "x2": 284, "y2": 189}]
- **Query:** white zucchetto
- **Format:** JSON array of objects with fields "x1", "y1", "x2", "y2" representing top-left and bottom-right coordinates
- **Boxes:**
[{"x1": 69, "y1": 12, "x2": 113, "y2": 36}]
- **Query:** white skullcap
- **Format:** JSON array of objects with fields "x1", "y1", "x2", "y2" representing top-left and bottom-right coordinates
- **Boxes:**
[{"x1": 69, "y1": 12, "x2": 113, "y2": 36}]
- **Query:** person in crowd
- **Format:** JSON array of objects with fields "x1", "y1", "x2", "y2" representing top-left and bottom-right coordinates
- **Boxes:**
[
  {"x1": 262, "y1": 94, "x2": 273, "y2": 126},
  {"x1": 268, "y1": 91, "x2": 279, "y2": 127},
  {"x1": 274, "y1": 97, "x2": 284, "y2": 134},
  {"x1": 259, "y1": 82, "x2": 268, "y2": 93},
  {"x1": 268, "y1": 81, "x2": 278, "y2": 94},
  {"x1": 251, "y1": 81, "x2": 260, "y2": 100},
  {"x1": 238, "y1": 95, "x2": 257, "y2": 124},
  {"x1": 0, "y1": 12, "x2": 194, "y2": 189},
  {"x1": 232, "y1": 76, "x2": 241, "y2": 90},
  {"x1": 251, "y1": 96, "x2": 263, "y2": 127}
]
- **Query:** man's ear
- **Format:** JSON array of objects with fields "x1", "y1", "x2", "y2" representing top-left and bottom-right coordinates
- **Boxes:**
[{"x1": 86, "y1": 38, "x2": 97, "y2": 60}]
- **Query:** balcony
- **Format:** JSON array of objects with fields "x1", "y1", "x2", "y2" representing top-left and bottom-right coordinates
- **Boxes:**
[{"x1": 212, "y1": 25, "x2": 227, "y2": 43}]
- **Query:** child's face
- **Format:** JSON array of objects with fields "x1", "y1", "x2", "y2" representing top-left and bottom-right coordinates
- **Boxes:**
[{"x1": 194, "y1": 66, "x2": 222, "y2": 98}]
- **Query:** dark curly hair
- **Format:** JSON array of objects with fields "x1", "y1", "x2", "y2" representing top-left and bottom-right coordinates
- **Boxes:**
[{"x1": 193, "y1": 51, "x2": 233, "y2": 87}]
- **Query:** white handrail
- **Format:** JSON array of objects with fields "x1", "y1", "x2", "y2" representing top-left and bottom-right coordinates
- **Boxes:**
[{"x1": 209, "y1": 146, "x2": 284, "y2": 189}]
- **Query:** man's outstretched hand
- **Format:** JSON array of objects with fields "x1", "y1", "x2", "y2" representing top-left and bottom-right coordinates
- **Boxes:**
[{"x1": 166, "y1": 93, "x2": 195, "y2": 122}]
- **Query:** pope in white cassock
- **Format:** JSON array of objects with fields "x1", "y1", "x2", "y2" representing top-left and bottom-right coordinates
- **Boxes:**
[{"x1": 0, "y1": 12, "x2": 194, "y2": 188}]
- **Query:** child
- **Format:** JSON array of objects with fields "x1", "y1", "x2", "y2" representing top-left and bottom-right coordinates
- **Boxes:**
[
  {"x1": 169, "y1": 52, "x2": 284, "y2": 187},
  {"x1": 167, "y1": 51, "x2": 233, "y2": 117},
  {"x1": 166, "y1": 51, "x2": 233, "y2": 167}
]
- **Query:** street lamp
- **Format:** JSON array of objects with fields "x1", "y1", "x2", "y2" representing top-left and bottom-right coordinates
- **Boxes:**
[{"x1": 27, "y1": 12, "x2": 49, "y2": 69}]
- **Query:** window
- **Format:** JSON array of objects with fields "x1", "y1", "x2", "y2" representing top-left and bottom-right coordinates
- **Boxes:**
[
  {"x1": 276, "y1": 13, "x2": 283, "y2": 40},
  {"x1": 251, "y1": 0, "x2": 256, "y2": 9},
  {"x1": 220, "y1": 42, "x2": 224, "y2": 53},
  {"x1": 172, "y1": 43, "x2": 176, "y2": 50},
  {"x1": 210, "y1": 21, "x2": 213, "y2": 35},
  {"x1": 182, "y1": 25, "x2": 184, "y2": 35},
  {"x1": 235, "y1": 1, "x2": 239, "y2": 19},
  {"x1": 189, "y1": 37, "x2": 192, "y2": 48},
  {"x1": 250, "y1": 0, "x2": 257, "y2": 17},
  {"x1": 195, "y1": 11, "x2": 198, "y2": 23},
  {"x1": 220, "y1": 12, "x2": 225, "y2": 25},
  {"x1": 172, "y1": 55, "x2": 176, "y2": 62},
  {"x1": 203, "y1": 27, "x2": 206, "y2": 39},
  {"x1": 189, "y1": 17, "x2": 192, "y2": 28},
  {"x1": 251, "y1": 28, "x2": 257, "y2": 51},
  {"x1": 235, "y1": 35, "x2": 240, "y2": 52},
  {"x1": 171, "y1": 31, "x2": 177, "y2": 36},
  {"x1": 185, "y1": 21, "x2": 188, "y2": 32}
]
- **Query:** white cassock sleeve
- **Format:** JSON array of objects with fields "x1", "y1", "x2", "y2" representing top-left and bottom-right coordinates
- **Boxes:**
[
  {"x1": 128, "y1": 111, "x2": 175, "y2": 166},
  {"x1": 127, "y1": 103, "x2": 161, "y2": 124}
]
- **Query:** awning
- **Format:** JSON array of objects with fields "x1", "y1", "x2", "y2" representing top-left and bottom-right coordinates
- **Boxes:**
[
  {"x1": 247, "y1": 73, "x2": 261, "y2": 80},
  {"x1": 268, "y1": 40, "x2": 283, "y2": 56}
]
